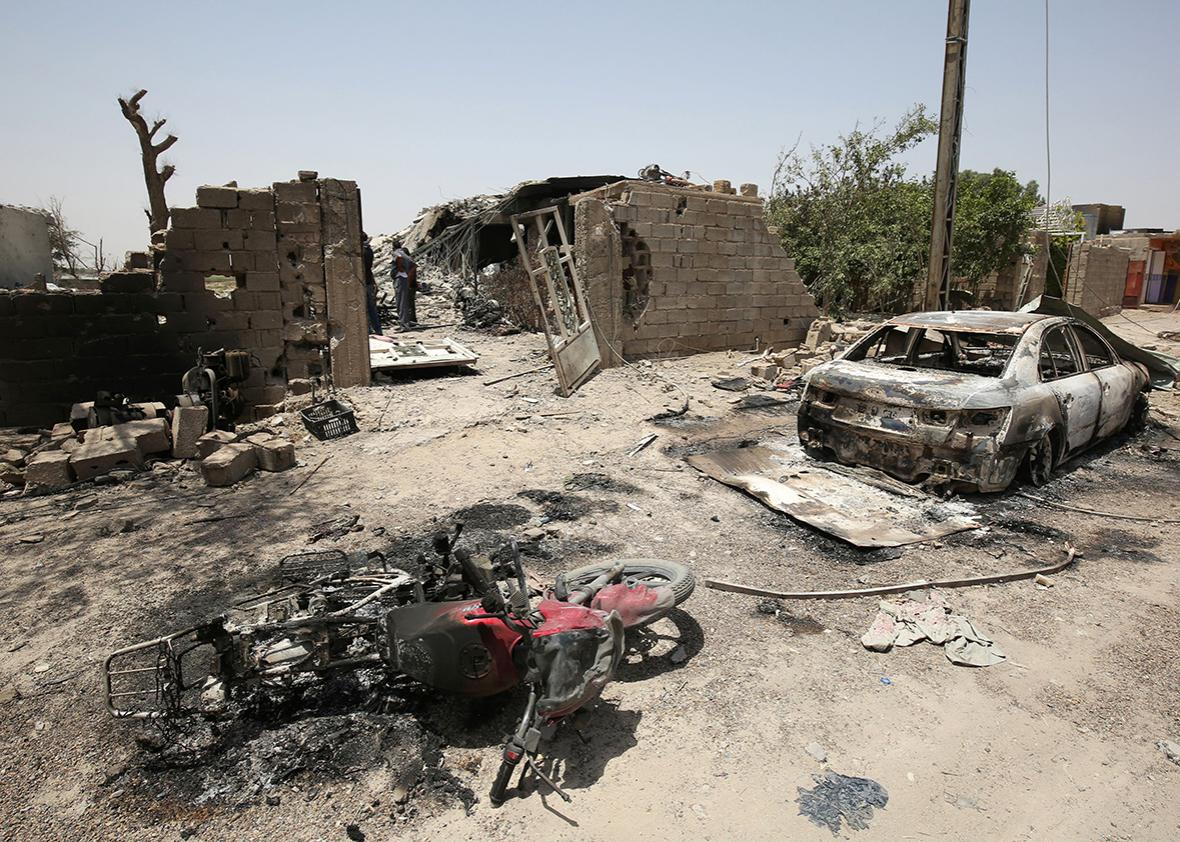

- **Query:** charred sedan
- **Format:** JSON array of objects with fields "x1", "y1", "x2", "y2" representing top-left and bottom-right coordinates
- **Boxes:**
[{"x1": 797, "y1": 310, "x2": 1150, "y2": 492}]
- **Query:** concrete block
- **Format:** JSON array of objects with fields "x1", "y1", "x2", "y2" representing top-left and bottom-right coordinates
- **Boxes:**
[
  {"x1": 196, "y1": 429, "x2": 238, "y2": 459},
  {"x1": 93, "y1": 418, "x2": 171, "y2": 455},
  {"x1": 194, "y1": 228, "x2": 243, "y2": 251},
  {"x1": 24, "y1": 450, "x2": 73, "y2": 489},
  {"x1": 740, "y1": 183, "x2": 759, "y2": 197},
  {"x1": 805, "y1": 319, "x2": 833, "y2": 350},
  {"x1": 245, "y1": 433, "x2": 295, "y2": 472},
  {"x1": 245, "y1": 271, "x2": 281, "y2": 292},
  {"x1": 244, "y1": 230, "x2": 277, "y2": 251},
  {"x1": 169, "y1": 207, "x2": 222, "y2": 229},
  {"x1": 200, "y1": 442, "x2": 257, "y2": 487},
  {"x1": 750, "y1": 364, "x2": 779, "y2": 381},
  {"x1": 70, "y1": 437, "x2": 144, "y2": 480},
  {"x1": 273, "y1": 182, "x2": 318, "y2": 204},
  {"x1": 196, "y1": 186, "x2": 239, "y2": 209},
  {"x1": 237, "y1": 189, "x2": 273, "y2": 211},
  {"x1": 171, "y1": 405, "x2": 209, "y2": 459}
]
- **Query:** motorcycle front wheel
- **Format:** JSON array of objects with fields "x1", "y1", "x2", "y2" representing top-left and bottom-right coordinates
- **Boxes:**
[{"x1": 556, "y1": 558, "x2": 696, "y2": 608}]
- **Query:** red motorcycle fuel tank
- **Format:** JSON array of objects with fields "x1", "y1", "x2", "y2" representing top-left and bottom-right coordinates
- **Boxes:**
[{"x1": 386, "y1": 599, "x2": 522, "y2": 696}]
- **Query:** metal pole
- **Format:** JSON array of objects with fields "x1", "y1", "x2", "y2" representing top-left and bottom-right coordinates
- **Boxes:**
[{"x1": 923, "y1": 0, "x2": 971, "y2": 311}]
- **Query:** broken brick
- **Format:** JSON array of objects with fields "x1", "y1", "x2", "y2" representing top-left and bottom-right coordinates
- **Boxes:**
[
  {"x1": 196, "y1": 429, "x2": 238, "y2": 459},
  {"x1": 24, "y1": 451, "x2": 73, "y2": 489},
  {"x1": 171, "y1": 406, "x2": 210, "y2": 459},
  {"x1": 70, "y1": 437, "x2": 145, "y2": 481},
  {"x1": 200, "y1": 442, "x2": 257, "y2": 487},
  {"x1": 245, "y1": 434, "x2": 295, "y2": 472}
]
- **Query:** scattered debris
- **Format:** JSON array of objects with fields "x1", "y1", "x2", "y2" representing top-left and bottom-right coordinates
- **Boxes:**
[
  {"x1": 628, "y1": 433, "x2": 658, "y2": 456},
  {"x1": 687, "y1": 444, "x2": 979, "y2": 547},
  {"x1": 860, "y1": 590, "x2": 1006, "y2": 667},
  {"x1": 1017, "y1": 492, "x2": 1180, "y2": 524},
  {"x1": 711, "y1": 377, "x2": 749, "y2": 392},
  {"x1": 797, "y1": 772, "x2": 888, "y2": 834},
  {"x1": 369, "y1": 336, "x2": 478, "y2": 373},
  {"x1": 483, "y1": 364, "x2": 553, "y2": 386},
  {"x1": 1157, "y1": 740, "x2": 1180, "y2": 766},
  {"x1": 805, "y1": 742, "x2": 828, "y2": 763},
  {"x1": 707, "y1": 543, "x2": 1079, "y2": 600},
  {"x1": 308, "y1": 513, "x2": 362, "y2": 542}
]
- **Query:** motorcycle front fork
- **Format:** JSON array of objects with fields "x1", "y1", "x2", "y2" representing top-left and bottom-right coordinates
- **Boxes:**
[{"x1": 489, "y1": 684, "x2": 570, "y2": 805}]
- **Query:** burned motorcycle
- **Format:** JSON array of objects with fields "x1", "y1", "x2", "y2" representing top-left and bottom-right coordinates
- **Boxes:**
[{"x1": 104, "y1": 527, "x2": 694, "y2": 805}]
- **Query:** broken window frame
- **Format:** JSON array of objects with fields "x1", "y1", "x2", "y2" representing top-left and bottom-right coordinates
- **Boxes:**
[
  {"x1": 847, "y1": 325, "x2": 1018, "y2": 378},
  {"x1": 1039, "y1": 326, "x2": 1083, "y2": 382},
  {"x1": 1070, "y1": 323, "x2": 1117, "y2": 371}
]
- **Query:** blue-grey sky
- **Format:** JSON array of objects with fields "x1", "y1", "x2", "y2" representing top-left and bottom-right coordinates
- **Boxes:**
[{"x1": 2, "y1": 1, "x2": 1175, "y2": 262}]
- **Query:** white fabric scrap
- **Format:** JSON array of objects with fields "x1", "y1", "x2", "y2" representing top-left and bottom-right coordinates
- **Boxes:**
[{"x1": 860, "y1": 591, "x2": 1005, "y2": 667}]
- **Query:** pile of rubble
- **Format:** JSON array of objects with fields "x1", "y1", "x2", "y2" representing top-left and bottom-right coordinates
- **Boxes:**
[
  {"x1": 744, "y1": 318, "x2": 876, "y2": 386},
  {"x1": 0, "y1": 400, "x2": 295, "y2": 496}
]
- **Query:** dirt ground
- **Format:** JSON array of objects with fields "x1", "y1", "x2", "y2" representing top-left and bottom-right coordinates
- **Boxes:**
[{"x1": 2, "y1": 305, "x2": 1179, "y2": 841}]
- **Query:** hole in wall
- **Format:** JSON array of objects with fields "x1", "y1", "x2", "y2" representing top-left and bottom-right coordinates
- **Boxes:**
[
  {"x1": 203, "y1": 274, "x2": 235, "y2": 298},
  {"x1": 292, "y1": 305, "x2": 305, "y2": 319},
  {"x1": 618, "y1": 224, "x2": 651, "y2": 322},
  {"x1": 675, "y1": 196, "x2": 687, "y2": 216},
  {"x1": 782, "y1": 318, "x2": 790, "y2": 326},
  {"x1": 157, "y1": 314, "x2": 168, "y2": 325}
]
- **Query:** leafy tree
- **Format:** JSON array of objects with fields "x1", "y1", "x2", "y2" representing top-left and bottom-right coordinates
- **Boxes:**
[
  {"x1": 952, "y1": 169, "x2": 1039, "y2": 292},
  {"x1": 768, "y1": 106, "x2": 1042, "y2": 314},
  {"x1": 767, "y1": 104, "x2": 937, "y2": 314}
]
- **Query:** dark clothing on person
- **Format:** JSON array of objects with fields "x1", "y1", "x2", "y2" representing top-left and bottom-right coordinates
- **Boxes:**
[
  {"x1": 363, "y1": 238, "x2": 381, "y2": 334},
  {"x1": 392, "y1": 248, "x2": 417, "y2": 329}
]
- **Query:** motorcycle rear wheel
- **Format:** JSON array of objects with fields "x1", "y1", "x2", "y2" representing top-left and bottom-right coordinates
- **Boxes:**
[{"x1": 557, "y1": 558, "x2": 696, "y2": 607}]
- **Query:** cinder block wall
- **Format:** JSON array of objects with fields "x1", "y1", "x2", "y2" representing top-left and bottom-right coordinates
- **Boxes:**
[
  {"x1": 1065, "y1": 242, "x2": 1129, "y2": 316},
  {"x1": 573, "y1": 181, "x2": 818, "y2": 360},
  {"x1": 0, "y1": 178, "x2": 368, "y2": 428}
]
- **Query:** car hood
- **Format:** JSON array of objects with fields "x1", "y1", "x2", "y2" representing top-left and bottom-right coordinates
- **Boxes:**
[{"x1": 805, "y1": 359, "x2": 1019, "y2": 410}]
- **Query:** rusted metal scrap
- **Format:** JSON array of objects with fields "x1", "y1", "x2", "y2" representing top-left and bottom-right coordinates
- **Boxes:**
[
  {"x1": 706, "y1": 543, "x2": 1079, "y2": 600},
  {"x1": 686, "y1": 443, "x2": 979, "y2": 547}
]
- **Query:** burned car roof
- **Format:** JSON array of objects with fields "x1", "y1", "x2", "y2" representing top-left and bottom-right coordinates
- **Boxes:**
[{"x1": 887, "y1": 310, "x2": 1051, "y2": 334}]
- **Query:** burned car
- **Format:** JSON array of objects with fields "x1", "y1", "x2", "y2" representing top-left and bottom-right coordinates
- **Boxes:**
[{"x1": 797, "y1": 310, "x2": 1151, "y2": 492}]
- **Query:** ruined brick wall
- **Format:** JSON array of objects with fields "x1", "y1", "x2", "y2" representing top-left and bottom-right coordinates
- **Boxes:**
[
  {"x1": 0, "y1": 177, "x2": 368, "y2": 428},
  {"x1": 573, "y1": 181, "x2": 818, "y2": 360},
  {"x1": 1065, "y1": 241, "x2": 1129, "y2": 316}
]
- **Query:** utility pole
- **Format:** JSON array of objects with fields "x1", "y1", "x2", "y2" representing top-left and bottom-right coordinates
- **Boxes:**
[{"x1": 923, "y1": 0, "x2": 970, "y2": 311}]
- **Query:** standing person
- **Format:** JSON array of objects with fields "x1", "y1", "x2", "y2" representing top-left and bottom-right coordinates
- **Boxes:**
[
  {"x1": 392, "y1": 241, "x2": 418, "y2": 331},
  {"x1": 362, "y1": 232, "x2": 382, "y2": 335}
]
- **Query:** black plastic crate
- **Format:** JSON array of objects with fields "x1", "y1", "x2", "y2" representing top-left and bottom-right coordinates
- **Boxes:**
[{"x1": 300, "y1": 399, "x2": 358, "y2": 441}]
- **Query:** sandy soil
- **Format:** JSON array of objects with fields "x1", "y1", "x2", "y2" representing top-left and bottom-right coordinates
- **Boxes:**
[{"x1": 1, "y1": 307, "x2": 1179, "y2": 842}]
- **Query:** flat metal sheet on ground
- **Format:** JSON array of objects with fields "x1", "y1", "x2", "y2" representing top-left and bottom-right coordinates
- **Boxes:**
[
  {"x1": 369, "y1": 336, "x2": 478, "y2": 371},
  {"x1": 686, "y1": 444, "x2": 979, "y2": 547}
]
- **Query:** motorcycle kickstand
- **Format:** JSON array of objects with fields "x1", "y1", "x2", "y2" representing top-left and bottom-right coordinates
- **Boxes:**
[{"x1": 525, "y1": 754, "x2": 572, "y2": 803}]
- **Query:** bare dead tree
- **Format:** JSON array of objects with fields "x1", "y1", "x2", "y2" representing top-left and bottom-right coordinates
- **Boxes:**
[
  {"x1": 43, "y1": 196, "x2": 83, "y2": 278},
  {"x1": 117, "y1": 89, "x2": 178, "y2": 243}
]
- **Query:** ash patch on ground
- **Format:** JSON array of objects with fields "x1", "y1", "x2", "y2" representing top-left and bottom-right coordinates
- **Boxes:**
[
  {"x1": 125, "y1": 672, "x2": 476, "y2": 814},
  {"x1": 754, "y1": 600, "x2": 826, "y2": 635},
  {"x1": 516, "y1": 489, "x2": 619, "y2": 521},
  {"x1": 450, "y1": 502, "x2": 532, "y2": 530},
  {"x1": 1094, "y1": 527, "x2": 1163, "y2": 564},
  {"x1": 563, "y1": 472, "x2": 640, "y2": 494}
]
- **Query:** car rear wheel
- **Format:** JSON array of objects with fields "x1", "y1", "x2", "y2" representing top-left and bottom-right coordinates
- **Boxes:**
[
  {"x1": 1023, "y1": 434, "x2": 1055, "y2": 487},
  {"x1": 1125, "y1": 392, "x2": 1149, "y2": 435}
]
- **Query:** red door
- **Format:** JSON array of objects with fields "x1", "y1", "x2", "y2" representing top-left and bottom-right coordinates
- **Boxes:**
[{"x1": 1124, "y1": 260, "x2": 1145, "y2": 307}]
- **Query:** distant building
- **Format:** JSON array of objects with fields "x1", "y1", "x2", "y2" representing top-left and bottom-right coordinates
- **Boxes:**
[
  {"x1": 0, "y1": 205, "x2": 54, "y2": 289},
  {"x1": 1072, "y1": 203, "x2": 1125, "y2": 240}
]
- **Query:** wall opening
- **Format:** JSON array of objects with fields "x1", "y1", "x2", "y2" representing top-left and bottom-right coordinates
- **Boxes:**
[{"x1": 619, "y1": 224, "x2": 651, "y2": 321}]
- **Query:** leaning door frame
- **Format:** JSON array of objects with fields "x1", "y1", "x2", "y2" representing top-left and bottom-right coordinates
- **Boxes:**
[{"x1": 509, "y1": 206, "x2": 601, "y2": 396}]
